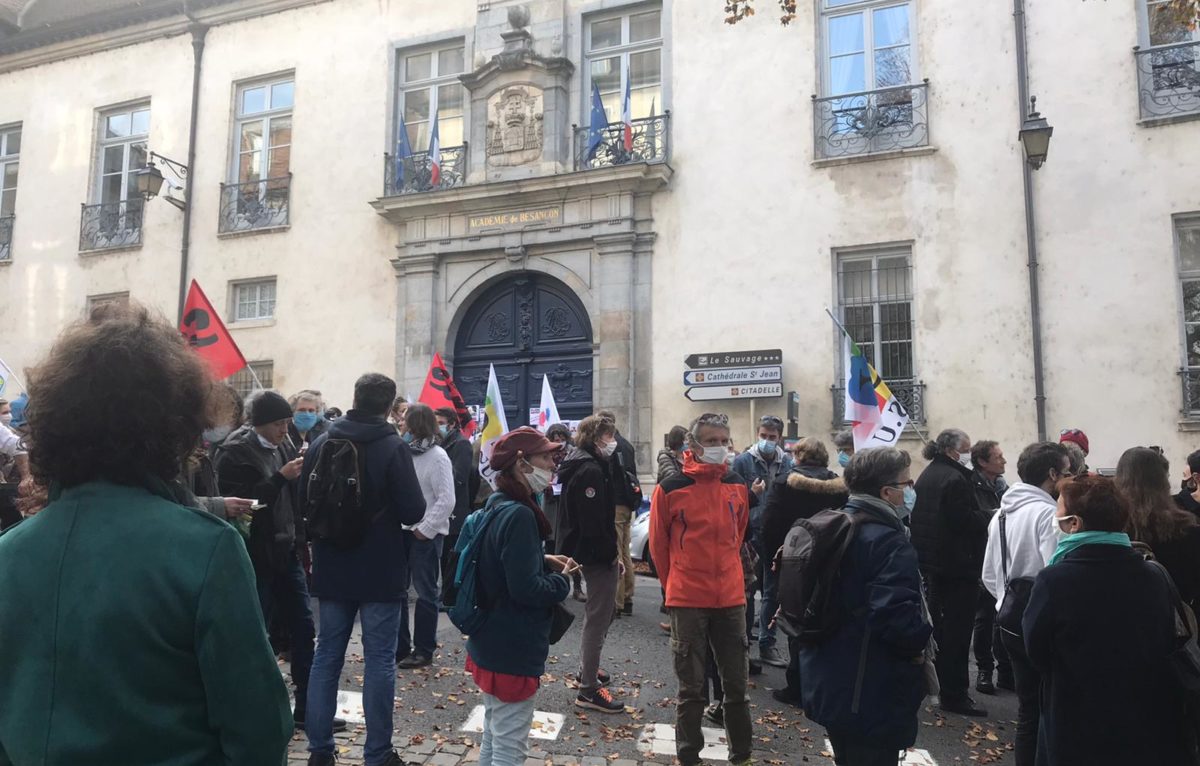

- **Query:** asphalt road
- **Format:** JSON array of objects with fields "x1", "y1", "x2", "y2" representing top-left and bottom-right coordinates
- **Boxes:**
[{"x1": 308, "y1": 571, "x2": 1019, "y2": 765}]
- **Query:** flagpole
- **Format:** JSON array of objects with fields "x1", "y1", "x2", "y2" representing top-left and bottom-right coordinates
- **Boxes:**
[{"x1": 246, "y1": 364, "x2": 265, "y2": 392}]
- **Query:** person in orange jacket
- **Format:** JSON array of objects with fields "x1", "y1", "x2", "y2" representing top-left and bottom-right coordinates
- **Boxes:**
[{"x1": 650, "y1": 412, "x2": 753, "y2": 766}]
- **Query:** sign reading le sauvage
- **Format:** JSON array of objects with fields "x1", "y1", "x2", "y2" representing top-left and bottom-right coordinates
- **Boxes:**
[{"x1": 683, "y1": 348, "x2": 784, "y2": 401}]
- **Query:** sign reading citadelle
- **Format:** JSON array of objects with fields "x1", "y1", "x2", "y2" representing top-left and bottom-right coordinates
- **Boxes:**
[{"x1": 467, "y1": 206, "x2": 562, "y2": 231}]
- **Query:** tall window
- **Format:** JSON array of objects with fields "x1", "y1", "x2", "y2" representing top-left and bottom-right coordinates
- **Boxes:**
[
  {"x1": 1178, "y1": 217, "x2": 1200, "y2": 413},
  {"x1": 837, "y1": 248, "x2": 914, "y2": 381},
  {"x1": 584, "y1": 6, "x2": 663, "y2": 123},
  {"x1": 823, "y1": 0, "x2": 913, "y2": 96},
  {"x1": 398, "y1": 43, "x2": 465, "y2": 151},
  {"x1": 1, "y1": 125, "x2": 18, "y2": 218},
  {"x1": 229, "y1": 361, "x2": 274, "y2": 398},
  {"x1": 96, "y1": 105, "x2": 149, "y2": 204},
  {"x1": 234, "y1": 77, "x2": 293, "y2": 185},
  {"x1": 1143, "y1": 0, "x2": 1199, "y2": 47},
  {"x1": 231, "y1": 279, "x2": 277, "y2": 322}
]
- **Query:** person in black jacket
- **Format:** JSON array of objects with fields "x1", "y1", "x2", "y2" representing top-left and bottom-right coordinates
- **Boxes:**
[
  {"x1": 1024, "y1": 474, "x2": 1192, "y2": 766},
  {"x1": 598, "y1": 409, "x2": 642, "y2": 616},
  {"x1": 288, "y1": 389, "x2": 330, "y2": 451},
  {"x1": 559, "y1": 415, "x2": 626, "y2": 713},
  {"x1": 1173, "y1": 448, "x2": 1200, "y2": 517},
  {"x1": 213, "y1": 389, "x2": 321, "y2": 730},
  {"x1": 968, "y1": 440, "x2": 1013, "y2": 696},
  {"x1": 910, "y1": 428, "x2": 992, "y2": 717},
  {"x1": 761, "y1": 436, "x2": 847, "y2": 707},
  {"x1": 435, "y1": 407, "x2": 474, "y2": 608}
]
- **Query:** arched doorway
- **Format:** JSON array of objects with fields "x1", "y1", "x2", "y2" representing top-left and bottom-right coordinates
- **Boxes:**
[{"x1": 452, "y1": 273, "x2": 594, "y2": 427}]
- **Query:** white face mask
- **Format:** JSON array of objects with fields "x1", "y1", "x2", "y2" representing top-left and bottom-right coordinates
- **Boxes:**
[
  {"x1": 0, "y1": 413, "x2": 10, "y2": 427},
  {"x1": 599, "y1": 440, "x2": 617, "y2": 458},
  {"x1": 203, "y1": 424, "x2": 232, "y2": 444},
  {"x1": 958, "y1": 452, "x2": 973, "y2": 469},
  {"x1": 698, "y1": 444, "x2": 730, "y2": 465},
  {"x1": 523, "y1": 461, "x2": 554, "y2": 493}
]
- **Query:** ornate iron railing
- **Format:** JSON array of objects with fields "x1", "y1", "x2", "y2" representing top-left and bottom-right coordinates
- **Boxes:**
[
  {"x1": 1135, "y1": 40, "x2": 1200, "y2": 120},
  {"x1": 831, "y1": 379, "x2": 926, "y2": 428},
  {"x1": 218, "y1": 175, "x2": 291, "y2": 234},
  {"x1": 0, "y1": 215, "x2": 12, "y2": 262},
  {"x1": 573, "y1": 112, "x2": 670, "y2": 170},
  {"x1": 1180, "y1": 369, "x2": 1200, "y2": 417},
  {"x1": 79, "y1": 199, "x2": 143, "y2": 251},
  {"x1": 813, "y1": 80, "x2": 930, "y2": 160},
  {"x1": 383, "y1": 143, "x2": 468, "y2": 196}
]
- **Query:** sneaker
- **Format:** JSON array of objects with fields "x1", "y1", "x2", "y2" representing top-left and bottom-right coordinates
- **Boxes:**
[
  {"x1": 307, "y1": 754, "x2": 336, "y2": 766},
  {"x1": 294, "y1": 712, "x2": 347, "y2": 733},
  {"x1": 759, "y1": 644, "x2": 788, "y2": 668},
  {"x1": 976, "y1": 669, "x2": 996, "y2": 696},
  {"x1": 576, "y1": 686, "x2": 624, "y2": 713},
  {"x1": 378, "y1": 752, "x2": 407, "y2": 766},
  {"x1": 397, "y1": 651, "x2": 433, "y2": 669},
  {"x1": 570, "y1": 669, "x2": 611, "y2": 687},
  {"x1": 704, "y1": 701, "x2": 724, "y2": 726}
]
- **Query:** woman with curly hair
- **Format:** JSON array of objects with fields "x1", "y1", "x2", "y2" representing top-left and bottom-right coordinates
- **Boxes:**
[{"x1": 0, "y1": 304, "x2": 292, "y2": 764}]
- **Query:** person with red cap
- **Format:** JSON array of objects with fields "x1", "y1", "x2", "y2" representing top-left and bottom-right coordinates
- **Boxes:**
[
  {"x1": 1058, "y1": 429, "x2": 1089, "y2": 470},
  {"x1": 464, "y1": 426, "x2": 576, "y2": 766}
]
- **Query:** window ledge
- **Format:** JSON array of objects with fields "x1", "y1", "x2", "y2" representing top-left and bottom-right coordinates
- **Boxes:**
[
  {"x1": 1178, "y1": 419, "x2": 1200, "y2": 432},
  {"x1": 0, "y1": 259, "x2": 12, "y2": 267},
  {"x1": 79, "y1": 243, "x2": 142, "y2": 257},
  {"x1": 217, "y1": 224, "x2": 290, "y2": 240},
  {"x1": 1138, "y1": 112, "x2": 1200, "y2": 129},
  {"x1": 812, "y1": 145, "x2": 938, "y2": 169},
  {"x1": 229, "y1": 318, "x2": 277, "y2": 330}
]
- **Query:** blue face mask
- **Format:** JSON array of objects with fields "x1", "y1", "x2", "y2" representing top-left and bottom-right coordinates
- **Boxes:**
[
  {"x1": 402, "y1": 432, "x2": 413, "y2": 444},
  {"x1": 439, "y1": 424, "x2": 450, "y2": 437},
  {"x1": 293, "y1": 411, "x2": 320, "y2": 432},
  {"x1": 901, "y1": 486, "x2": 917, "y2": 517},
  {"x1": 757, "y1": 439, "x2": 777, "y2": 457},
  {"x1": 838, "y1": 451, "x2": 851, "y2": 468}
]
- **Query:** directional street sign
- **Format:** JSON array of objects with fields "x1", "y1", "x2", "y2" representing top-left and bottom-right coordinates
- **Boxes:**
[
  {"x1": 684, "y1": 383, "x2": 783, "y2": 401},
  {"x1": 683, "y1": 365, "x2": 782, "y2": 387},
  {"x1": 684, "y1": 349, "x2": 782, "y2": 370}
]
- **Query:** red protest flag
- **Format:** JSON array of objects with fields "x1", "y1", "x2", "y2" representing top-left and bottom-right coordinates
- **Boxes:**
[
  {"x1": 419, "y1": 352, "x2": 477, "y2": 436},
  {"x1": 179, "y1": 280, "x2": 248, "y2": 380}
]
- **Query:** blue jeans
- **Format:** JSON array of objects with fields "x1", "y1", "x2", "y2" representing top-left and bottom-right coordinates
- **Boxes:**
[
  {"x1": 307, "y1": 600, "x2": 402, "y2": 765},
  {"x1": 751, "y1": 532, "x2": 778, "y2": 650},
  {"x1": 256, "y1": 554, "x2": 315, "y2": 707},
  {"x1": 478, "y1": 691, "x2": 536, "y2": 766},
  {"x1": 397, "y1": 534, "x2": 444, "y2": 657}
]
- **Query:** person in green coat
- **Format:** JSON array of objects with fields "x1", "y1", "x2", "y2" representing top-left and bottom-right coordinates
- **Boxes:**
[{"x1": 0, "y1": 304, "x2": 293, "y2": 765}]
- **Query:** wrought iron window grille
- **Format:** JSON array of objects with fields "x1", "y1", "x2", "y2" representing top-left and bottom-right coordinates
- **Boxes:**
[
  {"x1": 1135, "y1": 40, "x2": 1200, "y2": 121},
  {"x1": 79, "y1": 199, "x2": 143, "y2": 252},
  {"x1": 830, "y1": 379, "x2": 926, "y2": 428},
  {"x1": 1180, "y1": 369, "x2": 1200, "y2": 417},
  {"x1": 383, "y1": 143, "x2": 467, "y2": 196},
  {"x1": 0, "y1": 214, "x2": 12, "y2": 262},
  {"x1": 573, "y1": 111, "x2": 670, "y2": 171},
  {"x1": 813, "y1": 80, "x2": 930, "y2": 160},
  {"x1": 218, "y1": 175, "x2": 291, "y2": 234}
]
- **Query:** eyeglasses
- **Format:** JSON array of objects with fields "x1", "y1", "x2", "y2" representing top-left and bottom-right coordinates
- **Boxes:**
[{"x1": 885, "y1": 480, "x2": 915, "y2": 489}]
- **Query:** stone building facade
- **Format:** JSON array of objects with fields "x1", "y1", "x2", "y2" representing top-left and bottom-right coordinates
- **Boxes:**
[{"x1": 1, "y1": 0, "x2": 1199, "y2": 473}]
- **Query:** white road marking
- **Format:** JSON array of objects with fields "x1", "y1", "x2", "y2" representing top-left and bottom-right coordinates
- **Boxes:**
[
  {"x1": 824, "y1": 738, "x2": 939, "y2": 765},
  {"x1": 335, "y1": 690, "x2": 367, "y2": 724},
  {"x1": 638, "y1": 723, "x2": 730, "y2": 761},
  {"x1": 461, "y1": 704, "x2": 564, "y2": 740}
]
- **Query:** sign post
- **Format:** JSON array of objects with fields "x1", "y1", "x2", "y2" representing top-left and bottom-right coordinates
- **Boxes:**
[{"x1": 682, "y1": 348, "x2": 784, "y2": 404}]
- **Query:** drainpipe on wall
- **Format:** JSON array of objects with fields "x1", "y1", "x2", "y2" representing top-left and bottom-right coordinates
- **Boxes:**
[
  {"x1": 1014, "y1": 0, "x2": 1048, "y2": 441},
  {"x1": 177, "y1": 18, "x2": 209, "y2": 323}
]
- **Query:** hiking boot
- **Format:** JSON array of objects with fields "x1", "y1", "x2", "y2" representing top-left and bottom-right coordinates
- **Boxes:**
[
  {"x1": 997, "y1": 669, "x2": 1016, "y2": 691},
  {"x1": 307, "y1": 753, "x2": 336, "y2": 766},
  {"x1": 759, "y1": 644, "x2": 788, "y2": 668},
  {"x1": 940, "y1": 696, "x2": 988, "y2": 717},
  {"x1": 576, "y1": 686, "x2": 624, "y2": 713},
  {"x1": 704, "y1": 701, "x2": 725, "y2": 726},
  {"x1": 976, "y1": 670, "x2": 996, "y2": 696},
  {"x1": 398, "y1": 651, "x2": 433, "y2": 669}
]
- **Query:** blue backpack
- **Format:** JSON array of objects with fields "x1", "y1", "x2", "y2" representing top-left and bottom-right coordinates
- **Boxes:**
[{"x1": 447, "y1": 499, "x2": 504, "y2": 635}]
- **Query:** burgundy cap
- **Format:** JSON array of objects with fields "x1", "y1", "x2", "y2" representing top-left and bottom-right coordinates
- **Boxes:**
[
  {"x1": 1059, "y1": 429, "x2": 1089, "y2": 455},
  {"x1": 490, "y1": 426, "x2": 563, "y2": 472}
]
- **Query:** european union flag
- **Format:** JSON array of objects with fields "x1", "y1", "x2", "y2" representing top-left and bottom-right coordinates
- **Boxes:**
[
  {"x1": 586, "y1": 81, "x2": 609, "y2": 161},
  {"x1": 395, "y1": 115, "x2": 414, "y2": 189}
]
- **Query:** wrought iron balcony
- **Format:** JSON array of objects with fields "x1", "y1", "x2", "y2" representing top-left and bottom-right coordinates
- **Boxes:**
[
  {"x1": 1135, "y1": 40, "x2": 1200, "y2": 121},
  {"x1": 813, "y1": 81, "x2": 930, "y2": 160},
  {"x1": 79, "y1": 199, "x2": 143, "y2": 252},
  {"x1": 1180, "y1": 368, "x2": 1200, "y2": 417},
  {"x1": 830, "y1": 379, "x2": 926, "y2": 429},
  {"x1": 0, "y1": 215, "x2": 12, "y2": 262},
  {"x1": 383, "y1": 143, "x2": 468, "y2": 196},
  {"x1": 574, "y1": 112, "x2": 670, "y2": 171},
  {"x1": 219, "y1": 175, "x2": 291, "y2": 234}
]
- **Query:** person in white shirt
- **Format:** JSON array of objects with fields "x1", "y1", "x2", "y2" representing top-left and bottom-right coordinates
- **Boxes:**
[
  {"x1": 981, "y1": 441, "x2": 1072, "y2": 766},
  {"x1": 396, "y1": 402, "x2": 456, "y2": 669}
]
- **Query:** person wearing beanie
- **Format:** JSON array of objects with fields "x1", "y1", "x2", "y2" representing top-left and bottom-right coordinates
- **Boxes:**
[
  {"x1": 1058, "y1": 429, "x2": 1089, "y2": 458},
  {"x1": 214, "y1": 389, "x2": 342, "y2": 733},
  {"x1": 462, "y1": 427, "x2": 574, "y2": 766}
]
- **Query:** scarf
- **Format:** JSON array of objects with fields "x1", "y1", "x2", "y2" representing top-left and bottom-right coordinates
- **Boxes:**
[
  {"x1": 1049, "y1": 531, "x2": 1132, "y2": 566},
  {"x1": 495, "y1": 470, "x2": 553, "y2": 540},
  {"x1": 407, "y1": 436, "x2": 435, "y2": 455},
  {"x1": 852, "y1": 493, "x2": 909, "y2": 530}
]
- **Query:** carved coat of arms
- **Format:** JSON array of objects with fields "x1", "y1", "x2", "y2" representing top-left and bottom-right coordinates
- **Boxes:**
[{"x1": 486, "y1": 86, "x2": 544, "y2": 167}]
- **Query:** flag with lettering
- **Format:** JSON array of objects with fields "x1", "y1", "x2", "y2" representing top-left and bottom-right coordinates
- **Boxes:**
[
  {"x1": 841, "y1": 329, "x2": 909, "y2": 451},
  {"x1": 179, "y1": 280, "x2": 248, "y2": 380},
  {"x1": 478, "y1": 365, "x2": 510, "y2": 488},
  {"x1": 418, "y1": 352, "x2": 477, "y2": 436}
]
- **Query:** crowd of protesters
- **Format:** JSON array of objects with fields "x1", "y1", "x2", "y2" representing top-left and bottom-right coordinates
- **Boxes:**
[{"x1": 4, "y1": 304, "x2": 1200, "y2": 766}]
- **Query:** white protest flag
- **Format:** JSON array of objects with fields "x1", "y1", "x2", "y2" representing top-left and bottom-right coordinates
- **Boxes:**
[
  {"x1": 0, "y1": 356, "x2": 20, "y2": 397},
  {"x1": 477, "y1": 364, "x2": 510, "y2": 488},
  {"x1": 536, "y1": 375, "x2": 561, "y2": 432}
]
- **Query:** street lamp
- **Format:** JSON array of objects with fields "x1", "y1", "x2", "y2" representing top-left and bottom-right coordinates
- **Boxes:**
[
  {"x1": 1018, "y1": 96, "x2": 1054, "y2": 170},
  {"x1": 136, "y1": 151, "x2": 189, "y2": 211}
]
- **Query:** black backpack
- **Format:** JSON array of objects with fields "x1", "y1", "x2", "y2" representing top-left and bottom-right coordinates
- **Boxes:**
[
  {"x1": 305, "y1": 438, "x2": 369, "y2": 549},
  {"x1": 776, "y1": 509, "x2": 878, "y2": 645}
]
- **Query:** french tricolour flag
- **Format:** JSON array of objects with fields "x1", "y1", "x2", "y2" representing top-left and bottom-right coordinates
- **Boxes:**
[
  {"x1": 429, "y1": 112, "x2": 441, "y2": 186},
  {"x1": 621, "y1": 76, "x2": 633, "y2": 152}
]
